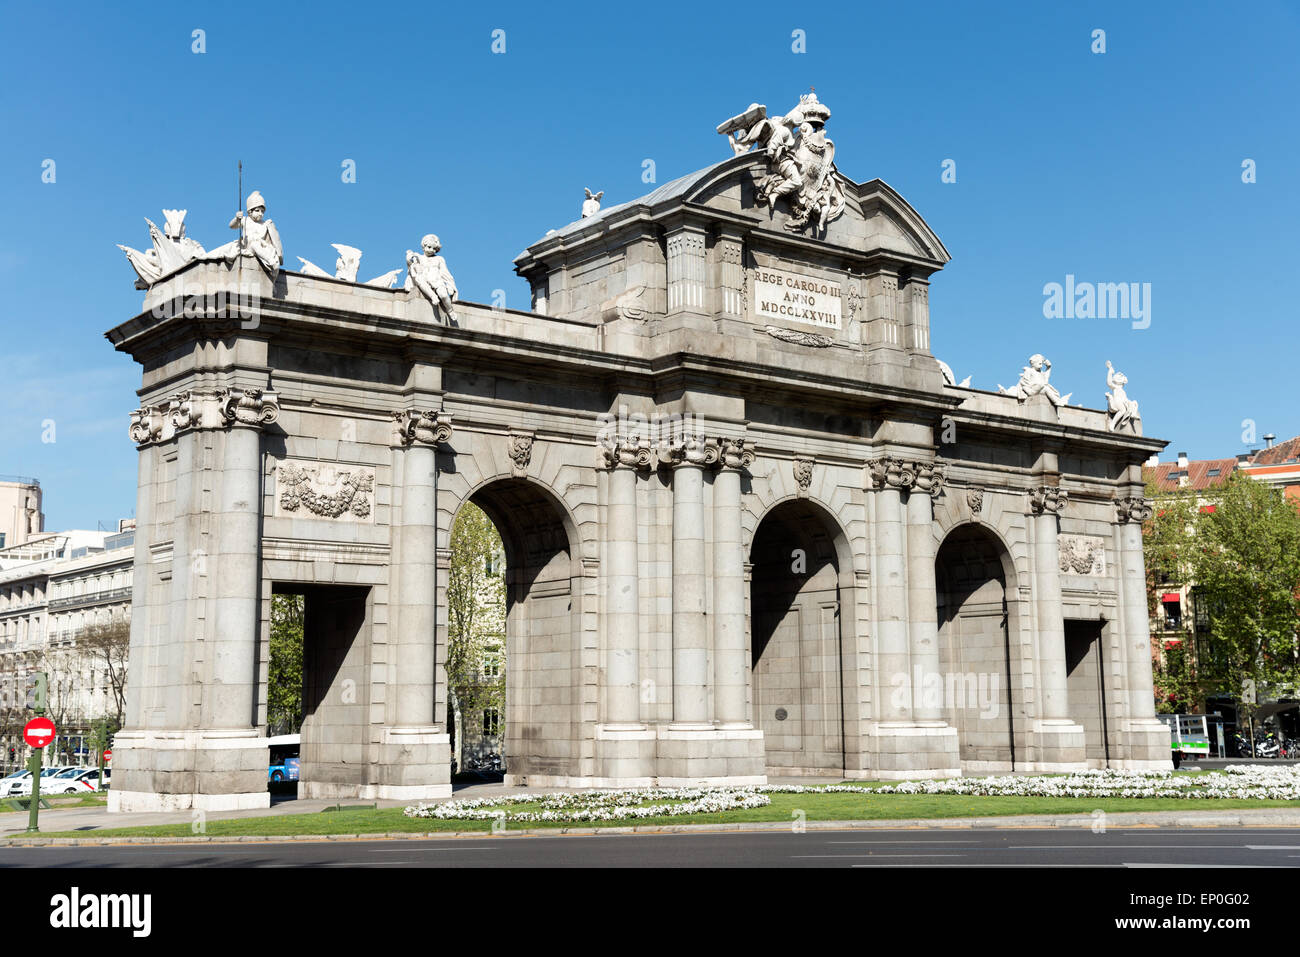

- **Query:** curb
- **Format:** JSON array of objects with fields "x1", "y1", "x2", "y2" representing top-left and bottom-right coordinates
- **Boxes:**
[{"x1": 6, "y1": 808, "x2": 1300, "y2": 846}]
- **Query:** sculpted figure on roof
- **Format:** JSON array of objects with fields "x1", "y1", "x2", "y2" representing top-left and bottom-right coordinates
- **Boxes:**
[{"x1": 716, "y1": 91, "x2": 846, "y2": 234}]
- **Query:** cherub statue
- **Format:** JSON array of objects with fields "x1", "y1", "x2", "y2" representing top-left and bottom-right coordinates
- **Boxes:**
[
  {"x1": 1104, "y1": 361, "x2": 1141, "y2": 433},
  {"x1": 117, "y1": 208, "x2": 206, "y2": 286},
  {"x1": 205, "y1": 191, "x2": 283, "y2": 277},
  {"x1": 404, "y1": 233, "x2": 458, "y2": 322},
  {"x1": 581, "y1": 188, "x2": 603, "y2": 218},
  {"x1": 998, "y1": 354, "x2": 1071, "y2": 407}
]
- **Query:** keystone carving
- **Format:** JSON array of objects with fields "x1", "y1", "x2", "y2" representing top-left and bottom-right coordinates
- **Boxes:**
[
  {"x1": 793, "y1": 455, "x2": 816, "y2": 496},
  {"x1": 967, "y1": 487, "x2": 985, "y2": 518},
  {"x1": 395, "y1": 409, "x2": 453, "y2": 447},
  {"x1": 508, "y1": 430, "x2": 534, "y2": 477}
]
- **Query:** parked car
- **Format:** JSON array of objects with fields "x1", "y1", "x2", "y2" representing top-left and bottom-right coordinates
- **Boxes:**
[
  {"x1": 9, "y1": 766, "x2": 85, "y2": 796},
  {"x1": 63, "y1": 768, "x2": 110, "y2": 791},
  {"x1": 0, "y1": 770, "x2": 31, "y2": 796}
]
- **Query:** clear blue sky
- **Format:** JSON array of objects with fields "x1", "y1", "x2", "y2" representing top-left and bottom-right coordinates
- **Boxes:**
[{"x1": 2, "y1": 1, "x2": 1297, "y2": 530}]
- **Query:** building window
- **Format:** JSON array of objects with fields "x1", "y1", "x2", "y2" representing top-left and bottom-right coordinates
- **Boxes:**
[
  {"x1": 482, "y1": 708, "x2": 500, "y2": 737},
  {"x1": 482, "y1": 651, "x2": 501, "y2": 678}
]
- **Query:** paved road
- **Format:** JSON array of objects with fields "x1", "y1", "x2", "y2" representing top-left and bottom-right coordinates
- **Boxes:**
[{"x1": 6, "y1": 827, "x2": 1300, "y2": 867}]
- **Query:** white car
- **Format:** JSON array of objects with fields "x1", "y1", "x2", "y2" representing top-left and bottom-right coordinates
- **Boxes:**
[
  {"x1": 0, "y1": 770, "x2": 30, "y2": 796},
  {"x1": 61, "y1": 767, "x2": 110, "y2": 791},
  {"x1": 8, "y1": 766, "x2": 87, "y2": 796}
]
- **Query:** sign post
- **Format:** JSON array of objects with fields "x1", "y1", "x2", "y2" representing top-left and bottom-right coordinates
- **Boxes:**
[{"x1": 23, "y1": 673, "x2": 52, "y2": 834}]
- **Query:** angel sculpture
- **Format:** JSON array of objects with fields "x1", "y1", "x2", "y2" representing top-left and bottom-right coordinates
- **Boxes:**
[
  {"x1": 117, "y1": 208, "x2": 206, "y2": 286},
  {"x1": 715, "y1": 91, "x2": 846, "y2": 233},
  {"x1": 404, "y1": 233, "x2": 458, "y2": 323},
  {"x1": 1104, "y1": 361, "x2": 1141, "y2": 433},
  {"x1": 998, "y1": 354, "x2": 1071, "y2": 407},
  {"x1": 581, "y1": 188, "x2": 603, "y2": 219}
]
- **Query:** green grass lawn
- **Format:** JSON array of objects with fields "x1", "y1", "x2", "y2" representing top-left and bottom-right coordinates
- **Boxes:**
[{"x1": 32, "y1": 790, "x2": 1300, "y2": 840}]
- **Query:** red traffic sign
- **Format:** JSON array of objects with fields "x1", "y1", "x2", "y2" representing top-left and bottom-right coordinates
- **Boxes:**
[
  {"x1": 102, "y1": 750, "x2": 112, "y2": 762},
  {"x1": 23, "y1": 717, "x2": 56, "y2": 749}
]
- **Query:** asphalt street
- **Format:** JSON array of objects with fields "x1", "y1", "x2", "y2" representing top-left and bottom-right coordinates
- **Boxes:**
[{"x1": 6, "y1": 827, "x2": 1300, "y2": 867}]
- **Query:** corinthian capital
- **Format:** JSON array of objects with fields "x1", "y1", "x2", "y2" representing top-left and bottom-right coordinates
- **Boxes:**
[
  {"x1": 866, "y1": 456, "x2": 916, "y2": 491},
  {"x1": 394, "y1": 409, "x2": 453, "y2": 446},
  {"x1": 599, "y1": 433, "x2": 654, "y2": 470},
  {"x1": 719, "y1": 437, "x2": 756, "y2": 471},
  {"x1": 1115, "y1": 495, "x2": 1152, "y2": 523},
  {"x1": 219, "y1": 388, "x2": 280, "y2": 429},
  {"x1": 128, "y1": 405, "x2": 166, "y2": 446},
  {"x1": 1029, "y1": 485, "x2": 1068, "y2": 515},
  {"x1": 913, "y1": 462, "x2": 946, "y2": 497},
  {"x1": 659, "y1": 432, "x2": 720, "y2": 468}
]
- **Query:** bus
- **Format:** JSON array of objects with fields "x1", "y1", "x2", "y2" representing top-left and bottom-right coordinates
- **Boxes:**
[{"x1": 268, "y1": 734, "x2": 301, "y2": 783}]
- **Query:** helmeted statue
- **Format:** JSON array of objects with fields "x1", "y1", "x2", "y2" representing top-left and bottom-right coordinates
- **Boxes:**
[
  {"x1": 205, "y1": 190, "x2": 283, "y2": 277},
  {"x1": 716, "y1": 91, "x2": 846, "y2": 233}
]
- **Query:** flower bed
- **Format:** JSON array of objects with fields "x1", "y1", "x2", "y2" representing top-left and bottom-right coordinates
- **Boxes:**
[{"x1": 404, "y1": 766, "x2": 1300, "y2": 823}]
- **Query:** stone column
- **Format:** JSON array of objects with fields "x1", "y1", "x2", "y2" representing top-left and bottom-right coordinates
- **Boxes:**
[
  {"x1": 1116, "y1": 493, "x2": 1170, "y2": 767},
  {"x1": 665, "y1": 433, "x2": 718, "y2": 727},
  {"x1": 601, "y1": 436, "x2": 652, "y2": 728},
  {"x1": 377, "y1": 408, "x2": 454, "y2": 799},
  {"x1": 714, "y1": 438, "x2": 755, "y2": 728},
  {"x1": 907, "y1": 463, "x2": 944, "y2": 722},
  {"x1": 1029, "y1": 482, "x2": 1085, "y2": 768},
  {"x1": 1030, "y1": 485, "x2": 1070, "y2": 721},
  {"x1": 868, "y1": 457, "x2": 913, "y2": 723}
]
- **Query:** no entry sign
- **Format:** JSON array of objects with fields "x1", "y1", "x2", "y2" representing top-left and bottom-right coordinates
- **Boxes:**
[{"x1": 23, "y1": 717, "x2": 56, "y2": 749}]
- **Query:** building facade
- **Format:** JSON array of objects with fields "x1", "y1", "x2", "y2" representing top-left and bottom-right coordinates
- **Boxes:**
[
  {"x1": 0, "y1": 477, "x2": 44, "y2": 552},
  {"x1": 106, "y1": 97, "x2": 1171, "y2": 811}
]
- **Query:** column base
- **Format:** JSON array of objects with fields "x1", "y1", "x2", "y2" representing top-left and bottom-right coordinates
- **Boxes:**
[
  {"x1": 107, "y1": 728, "x2": 271, "y2": 813},
  {"x1": 653, "y1": 725, "x2": 767, "y2": 785},
  {"x1": 373, "y1": 726, "x2": 451, "y2": 797},
  {"x1": 1112, "y1": 718, "x2": 1175, "y2": 770},
  {"x1": 594, "y1": 724, "x2": 657, "y2": 786},
  {"x1": 1032, "y1": 719, "x2": 1088, "y2": 770},
  {"x1": 872, "y1": 723, "x2": 961, "y2": 780}
]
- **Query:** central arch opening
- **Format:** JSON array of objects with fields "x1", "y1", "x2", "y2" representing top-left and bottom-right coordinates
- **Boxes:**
[
  {"x1": 749, "y1": 499, "x2": 848, "y2": 774},
  {"x1": 935, "y1": 525, "x2": 1020, "y2": 771},
  {"x1": 452, "y1": 479, "x2": 579, "y2": 784}
]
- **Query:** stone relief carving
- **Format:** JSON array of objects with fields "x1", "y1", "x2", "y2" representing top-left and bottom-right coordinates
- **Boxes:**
[
  {"x1": 128, "y1": 388, "x2": 280, "y2": 445},
  {"x1": 128, "y1": 406, "x2": 166, "y2": 446},
  {"x1": 404, "y1": 234, "x2": 458, "y2": 322},
  {"x1": 508, "y1": 430, "x2": 534, "y2": 477},
  {"x1": 793, "y1": 455, "x2": 816, "y2": 496},
  {"x1": 967, "y1": 487, "x2": 985, "y2": 518},
  {"x1": 581, "y1": 188, "x2": 604, "y2": 218},
  {"x1": 1115, "y1": 495, "x2": 1153, "y2": 523},
  {"x1": 394, "y1": 409, "x2": 453, "y2": 447},
  {"x1": 846, "y1": 280, "x2": 860, "y2": 323},
  {"x1": 716, "y1": 91, "x2": 846, "y2": 233},
  {"x1": 764, "y1": 325, "x2": 833, "y2": 348},
  {"x1": 118, "y1": 209, "x2": 206, "y2": 286},
  {"x1": 276, "y1": 461, "x2": 375, "y2": 522},
  {"x1": 616, "y1": 284, "x2": 647, "y2": 321},
  {"x1": 1058, "y1": 534, "x2": 1106, "y2": 576},
  {"x1": 1105, "y1": 361, "x2": 1142, "y2": 434},
  {"x1": 999, "y1": 354, "x2": 1071, "y2": 407},
  {"x1": 1029, "y1": 485, "x2": 1069, "y2": 515}
]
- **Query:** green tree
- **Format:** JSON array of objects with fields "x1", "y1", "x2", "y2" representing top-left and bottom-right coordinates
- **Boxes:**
[
  {"x1": 1190, "y1": 475, "x2": 1300, "y2": 738},
  {"x1": 1143, "y1": 478, "x2": 1202, "y2": 712},
  {"x1": 268, "y1": 594, "x2": 304, "y2": 735},
  {"x1": 446, "y1": 503, "x2": 506, "y2": 752}
]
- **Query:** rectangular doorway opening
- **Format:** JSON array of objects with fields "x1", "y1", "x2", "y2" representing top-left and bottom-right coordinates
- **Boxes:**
[{"x1": 1064, "y1": 619, "x2": 1109, "y2": 763}]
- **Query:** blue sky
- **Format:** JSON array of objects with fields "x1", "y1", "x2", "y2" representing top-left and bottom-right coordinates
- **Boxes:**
[{"x1": 2, "y1": 1, "x2": 1297, "y2": 530}]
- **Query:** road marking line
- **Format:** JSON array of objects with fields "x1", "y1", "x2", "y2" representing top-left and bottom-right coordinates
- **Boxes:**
[{"x1": 792, "y1": 853, "x2": 965, "y2": 859}]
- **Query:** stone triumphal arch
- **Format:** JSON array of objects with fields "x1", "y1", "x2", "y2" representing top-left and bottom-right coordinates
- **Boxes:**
[{"x1": 107, "y1": 93, "x2": 1170, "y2": 811}]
